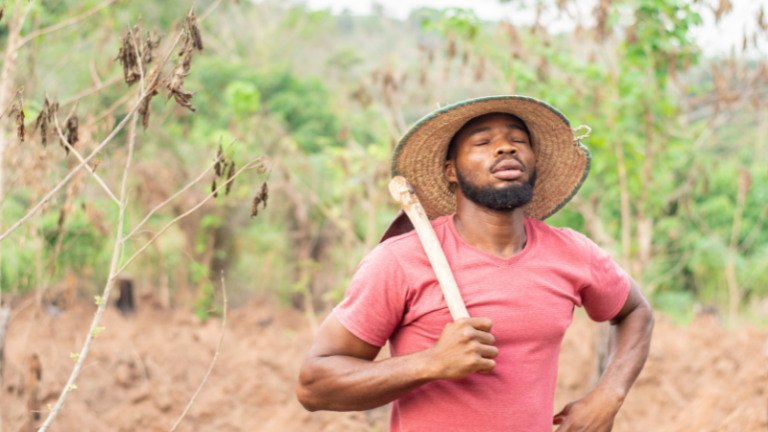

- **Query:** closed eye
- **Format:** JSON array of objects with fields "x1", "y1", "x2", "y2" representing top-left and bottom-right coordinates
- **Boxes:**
[{"x1": 474, "y1": 141, "x2": 489, "y2": 146}]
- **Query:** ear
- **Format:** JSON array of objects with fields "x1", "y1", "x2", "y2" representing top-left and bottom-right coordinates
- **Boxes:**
[{"x1": 444, "y1": 159, "x2": 458, "y2": 184}]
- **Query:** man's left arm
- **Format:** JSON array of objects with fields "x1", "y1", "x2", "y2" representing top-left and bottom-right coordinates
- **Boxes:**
[{"x1": 553, "y1": 277, "x2": 654, "y2": 432}]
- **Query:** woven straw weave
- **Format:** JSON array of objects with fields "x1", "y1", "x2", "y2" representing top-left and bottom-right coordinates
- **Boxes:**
[{"x1": 391, "y1": 95, "x2": 591, "y2": 220}]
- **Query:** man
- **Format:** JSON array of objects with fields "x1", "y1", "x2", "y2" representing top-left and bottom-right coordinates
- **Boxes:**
[{"x1": 297, "y1": 96, "x2": 654, "y2": 432}]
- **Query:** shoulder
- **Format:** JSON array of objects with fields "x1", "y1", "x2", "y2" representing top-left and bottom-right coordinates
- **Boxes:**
[{"x1": 378, "y1": 215, "x2": 452, "y2": 252}]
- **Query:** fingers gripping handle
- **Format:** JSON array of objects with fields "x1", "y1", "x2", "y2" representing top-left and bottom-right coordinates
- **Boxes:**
[{"x1": 388, "y1": 176, "x2": 470, "y2": 321}]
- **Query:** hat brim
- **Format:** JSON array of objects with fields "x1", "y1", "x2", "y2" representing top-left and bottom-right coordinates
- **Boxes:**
[{"x1": 391, "y1": 95, "x2": 591, "y2": 220}]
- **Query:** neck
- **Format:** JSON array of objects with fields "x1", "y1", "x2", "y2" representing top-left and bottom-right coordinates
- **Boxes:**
[{"x1": 452, "y1": 192, "x2": 527, "y2": 259}]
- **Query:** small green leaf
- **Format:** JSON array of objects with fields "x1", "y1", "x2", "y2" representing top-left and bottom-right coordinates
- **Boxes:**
[{"x1": 91, "y1": 326, "x2": 106, "y2": 338}]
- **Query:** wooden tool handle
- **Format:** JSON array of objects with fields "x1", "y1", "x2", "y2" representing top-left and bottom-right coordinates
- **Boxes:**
[{"x1": 388, "y1": 176, "x2": 470, "y2": 321}]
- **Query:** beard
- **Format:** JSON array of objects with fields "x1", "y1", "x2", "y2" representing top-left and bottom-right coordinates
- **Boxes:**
[{"x1": 455, "y1": 161, "x2": 537, "y2": 211}]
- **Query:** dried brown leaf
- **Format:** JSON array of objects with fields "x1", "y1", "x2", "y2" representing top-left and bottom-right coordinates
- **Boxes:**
[
  {"x1": 165, "y1": 66, "x2": 196, "y2": 112},
  {"x1": 0, "y1": 5, "x2": 4, "y2": 25},
  {"x1": 142, "y1": 30, "x2": 162, "y2": 66},
  {"x1": 139, "y1": 68, "x2": 161, "y2": 130},
  {"x1": 65, "y1": 116, "x2": 79, "y2": 149},
  {"x1": 16, "y1": 101, "x2": 25, "y2": 143},
  {"x1": 251, "y1": 195, "x2": 259, "y2": 218},
  {"x1": 186, "y1": 5, "x2": 204, "y2": 51},
  {"x1": 215, "y1": 143, "x2": 224, "y2": 177},
  {"x1": 35, "y1": 108, "x2": 48, "y2": 147},
  {"x1": 92, "y1": 158, "x2": 100, "y2": 173},
  {"x1": 225, "y1": 161, "x2": 235, "y2": 196},
  {"x1": 116, "y1": 27, "x2": 142, "y2": 86},
  {"x1": 165, "y1": 27, "x2": 197, "y2": 114},
  {"x1": 250, "y1": 182, "x2": 269, "y2": 218},
  {"x1": 212, "y1": 176, "x2": 218, "y2": 198},
  {"x1": 714, "y1": 0, "x2": 732, "y2": 23},
  {"x1": 259, "y1": 182, "x2": 268, "y2": 209}
]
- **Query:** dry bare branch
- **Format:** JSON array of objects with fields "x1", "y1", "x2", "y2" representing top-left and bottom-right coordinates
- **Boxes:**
[
  {"x1": 167, "y1": 270, "x2": 228, "y2": 432},
  {"x1": 116, "y1": 156, "x2": 266, "y2": 275},
  {"x1": 199, "y1": 0, "x2": 227, "y2": 22},
  {"x1": 0, "y1": 30, "x2": 184, "y2": 244},
  {"x1": 84, "y1": 89, "x2": 133, "y2": 129},
  {"x1": 0, "y1": 86, "x2": 23, "y2": 121},
  {"x1": 123, "y1": 143, "x2": 232, "y2": 241},
  {"x1": 53, "y1": 113, "x2": 119, "y2": 205},
  {"x1": 60, "y1": 75, "x2": 121, "y2": 107}
]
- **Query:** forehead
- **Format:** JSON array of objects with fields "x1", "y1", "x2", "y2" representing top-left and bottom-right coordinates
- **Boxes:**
[{"x1": 455, "y1": 113, "x2": 527, "y2": 138}]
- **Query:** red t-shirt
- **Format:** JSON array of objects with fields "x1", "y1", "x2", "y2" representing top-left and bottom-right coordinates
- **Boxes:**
[{"x1": 334, "y1": 215, "x2": 630, "y2": 432}]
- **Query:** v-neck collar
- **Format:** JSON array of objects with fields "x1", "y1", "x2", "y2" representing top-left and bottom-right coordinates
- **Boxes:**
[{"x1": 447, "y1": 214, "x2": 535, "y2": 267}]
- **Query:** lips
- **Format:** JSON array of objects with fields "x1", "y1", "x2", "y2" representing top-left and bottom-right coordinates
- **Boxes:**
[{"x1": 491, "y1": 158, "x2": 524, "y2": 180}]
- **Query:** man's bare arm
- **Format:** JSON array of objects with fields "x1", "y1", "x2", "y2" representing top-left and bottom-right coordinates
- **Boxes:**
[
  {"x1": 553, "y1": 277, "x2": 654, "y2": 431},
  {"x1": 296, "y1": 312, "x2": 498, "y2": 412}
]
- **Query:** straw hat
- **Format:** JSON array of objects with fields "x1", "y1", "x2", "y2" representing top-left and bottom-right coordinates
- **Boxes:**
[{"x1": 391, "y1": 95, "x2": 592, "y2": 220}]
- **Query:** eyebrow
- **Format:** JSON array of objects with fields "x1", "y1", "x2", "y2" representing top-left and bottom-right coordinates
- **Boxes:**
[{"x1": 466, "y1": 124, "x2": 528, "y2": 137}]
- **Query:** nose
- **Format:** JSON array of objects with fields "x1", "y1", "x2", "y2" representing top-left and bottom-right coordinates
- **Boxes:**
[{"x1": 493, "y1": 137, "x2": 517, "y2": 157}]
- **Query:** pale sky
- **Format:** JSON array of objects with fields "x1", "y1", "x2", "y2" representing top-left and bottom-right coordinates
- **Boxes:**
[{"x1": 299, "y1": 0, "x2": 766, "y2": 57}]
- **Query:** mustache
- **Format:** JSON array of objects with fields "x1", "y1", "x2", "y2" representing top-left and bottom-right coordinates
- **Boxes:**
[{"x1": 488, "y1": 154, "x2": 527, "y2": 172}]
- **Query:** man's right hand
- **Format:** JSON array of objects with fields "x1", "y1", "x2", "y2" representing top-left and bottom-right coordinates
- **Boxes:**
[{"x1": 423, "y1": 317, "x2": 498, "y2": 380}]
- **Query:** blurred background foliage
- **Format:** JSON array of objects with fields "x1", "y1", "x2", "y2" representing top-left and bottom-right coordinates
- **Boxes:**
[{"x1": 0, "y1": 0, "x2": 766, "y2": 325}]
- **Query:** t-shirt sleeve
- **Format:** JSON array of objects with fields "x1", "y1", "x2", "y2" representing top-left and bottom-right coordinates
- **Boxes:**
[
  {"x1": 578, "y1": 236, "x2": 631, "y2": 322},
  {"x1": 333, "y1": 244, "x2": 408, "y2": 347}
]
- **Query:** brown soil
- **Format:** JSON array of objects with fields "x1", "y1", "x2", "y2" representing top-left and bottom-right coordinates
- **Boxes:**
[{"x1": 1, "y1": 292, "x2": 766, "y2": 432}]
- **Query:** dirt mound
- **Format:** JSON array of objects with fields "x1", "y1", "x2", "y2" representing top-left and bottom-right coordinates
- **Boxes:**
[{"x1": 2, "y1": 293, "x2": 766, "y2": 431}]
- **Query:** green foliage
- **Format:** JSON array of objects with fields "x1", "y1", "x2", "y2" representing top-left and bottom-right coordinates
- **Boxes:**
[
  {"x1": 421, "y1": 8, "x2": 480, "y2": 40},
  {"x1": 225, "y1": 81, "x2": 262, "y2": 118}
]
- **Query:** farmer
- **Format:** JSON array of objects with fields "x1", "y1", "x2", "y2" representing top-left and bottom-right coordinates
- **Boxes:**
[{"x1": 297, "y1": 96, "x2": 654, "y2": 432}]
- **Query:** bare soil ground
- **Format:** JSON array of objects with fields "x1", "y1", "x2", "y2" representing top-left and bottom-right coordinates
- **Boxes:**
[{"x1": 2, "y1": 292, "x2": 766, "y2": 431}]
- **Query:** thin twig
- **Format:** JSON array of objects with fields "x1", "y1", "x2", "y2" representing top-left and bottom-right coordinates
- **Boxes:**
[
  {"x1": 168, "y1": 270, "x2": 228, "y2": 432},
  {"x1": 199, "y1": 0, "x2": 226, "y2": 22},
  {"x1": 123, "y1": 142, "x2": 234, "y2": 241},
  {"x1": 14, "y1": 0, "x2": 118, "y2": 50},
  {"x1": 53, "y1": 114, "x2": 119, "y2": 205},
  {"x1": 83, "y1": 90, "x2": 133, "y2": 129},
  {"x1": 0, "y1": 87, "x2": 23, "y2": 121},
  {"x1": 0, "y1": 30, "x2": 185, "y2": 244},
  {"x1": 116, "y1": 157, "x2": 265, "y2": 275},
  {"x1": 60, "y1": 75, "x2": 121, "y2": 107}
]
